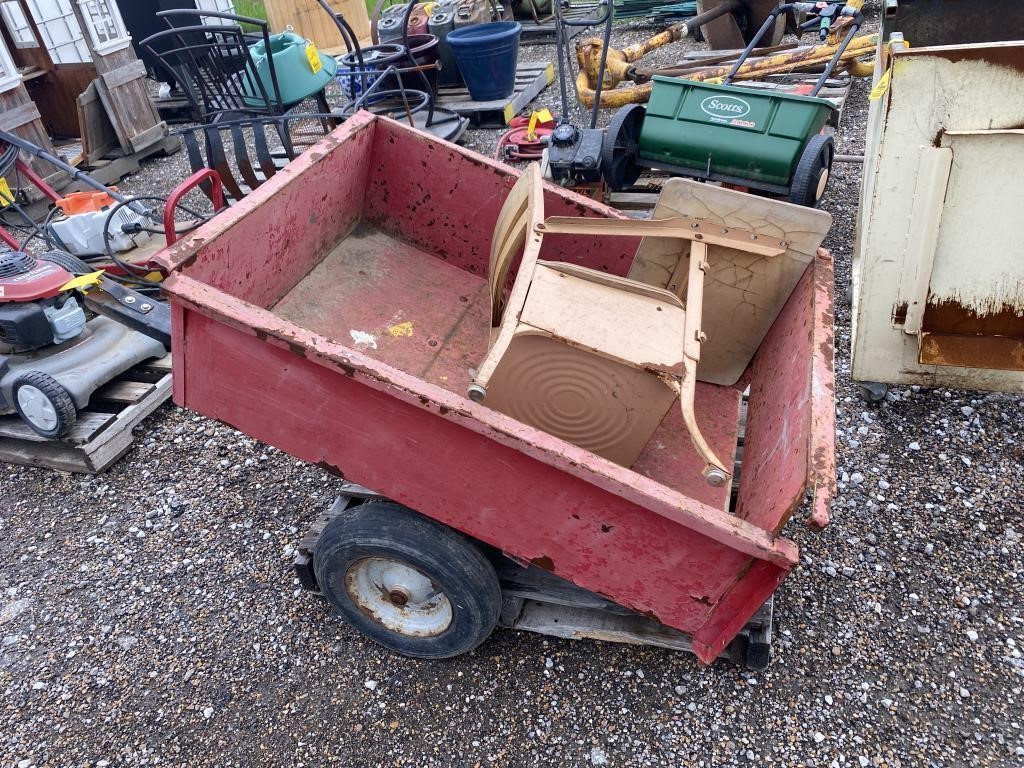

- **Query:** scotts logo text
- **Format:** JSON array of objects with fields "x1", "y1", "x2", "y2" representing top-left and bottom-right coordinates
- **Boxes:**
[{"x1": 700, "y1": 95, "x2": 751, "y2": 119}]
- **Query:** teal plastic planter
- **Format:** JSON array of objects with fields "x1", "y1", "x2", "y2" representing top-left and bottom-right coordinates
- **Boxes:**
[{"x1": 245, "y1": 32, "x2": 338, "y2": 108}]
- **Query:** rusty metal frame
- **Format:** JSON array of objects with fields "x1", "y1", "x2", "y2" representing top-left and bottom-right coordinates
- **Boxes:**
[{"x1": 574, "y1": 29, "x2": 877, "y2": 108}]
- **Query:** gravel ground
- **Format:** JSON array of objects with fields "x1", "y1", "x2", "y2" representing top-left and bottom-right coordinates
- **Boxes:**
[{"x1": 3, "y1": 3, "x2": 1024, "y2": 766}]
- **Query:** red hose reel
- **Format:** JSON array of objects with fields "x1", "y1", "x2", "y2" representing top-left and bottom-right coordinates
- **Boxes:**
[{"x1": 495, "y1": 110, "x2": 557, "y2": 163}]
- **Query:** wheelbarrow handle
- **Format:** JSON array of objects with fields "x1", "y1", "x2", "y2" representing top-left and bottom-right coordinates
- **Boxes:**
[{"x1": 164, "y1": 169, "x2": 226, "y2": 246}]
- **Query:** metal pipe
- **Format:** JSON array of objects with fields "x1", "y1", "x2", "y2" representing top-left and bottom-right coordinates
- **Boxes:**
[
  {"x1": 590, "y1": 0, "x2": 615, "y2": 129},
  {"x1": 575, "y1": 32, "x2": 877, "y2": 107},
  {"x1": 0, "y1": 129, "x2": 150, "y2": 214},
  {"x1": 812, "y1": 16, "x2": 860, "y2": 94},
  {"x1": 640, "y1": 44, "x2": 802, "y2": 80}
]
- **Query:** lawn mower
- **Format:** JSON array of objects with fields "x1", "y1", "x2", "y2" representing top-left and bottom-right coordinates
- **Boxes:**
[
  {"x1": 600, "y1": 0, "x2": 864, "y2": 206},
  {"x1": 0, "y1": 131, "x2": 217, "y2": 440},
  {"x1": 0, "y1": 247, "x2": 169, "y2": 438},
  {"x1": 542, "y1": 0, "x2": 746, "y2": 186}
]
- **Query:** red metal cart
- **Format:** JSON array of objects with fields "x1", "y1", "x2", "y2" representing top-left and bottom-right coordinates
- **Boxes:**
[{"x1": 156, "y1": 112, "x2": 836, "y2": 667}]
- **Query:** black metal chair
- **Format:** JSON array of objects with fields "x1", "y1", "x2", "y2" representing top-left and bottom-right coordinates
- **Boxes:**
[
  {"x1": 177, "y1": 113, "x2": 341, "y2": 204},
  {"x1": 139, "y1": 9, "x2": 334, "y2": 123}
]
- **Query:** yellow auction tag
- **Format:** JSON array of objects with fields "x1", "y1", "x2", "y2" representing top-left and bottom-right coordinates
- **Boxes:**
[
  {"x1": 871, "y1": 38, "x2": 910, "y2": 101},
  {"x1": 0, "y1": 177, "x2": 12, "y2": 208},
  {"x1": 869, "y1": 68, "x2": 891, "y2": 101},
  {"x1": 305, "y1": 42, "x2": 322, "y2": 74},
  {"x1": 527, "y1": 112, "x2": 539, "y2": 140},
  {"x1": 60, "y1": 271, "x2": 104, "y2": 292},
  {"x1": 534, "y1": 108, "x2": 553, "y2": 123}
]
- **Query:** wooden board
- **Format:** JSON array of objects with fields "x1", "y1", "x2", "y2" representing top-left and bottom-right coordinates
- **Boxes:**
[
  {"x1": 65, "y1": 1, "x2": 168, "y2": 158},
  {"x1": 94, "y1": 58, "x2": 167, "y2": 155},
  {"x1": 0, "y1": 355, "x2": 172, "y2": 474},
  {"x1": 435, "y1": 62, "x2": 553, "y2": 127},
  {"x1": 76, "y1": 135, "x2": 182, "y2": 185},
  {"x1": 0, "y1": 81, "x2": 68, "y2": 196},
  {"x1": 78, "y1": 81, "x2": 120, "y2": 164},
  {"x1": 264, "y1": 0, "x2": 370, "y2": 47},
  {"x1": 628, "y1": 179, "x2": 832, "y2": 386}
]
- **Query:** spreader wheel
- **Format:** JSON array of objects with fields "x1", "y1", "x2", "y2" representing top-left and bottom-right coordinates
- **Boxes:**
[
  {"x1": 789, "y1": 133, "x2": 834, "y2": 208},
  {"x1": 12, "y1": 371, "x2": 76, "y2": 439},
  {"x1": 601, "y1": 104, "x2": 646, "y2": 192},
  {"x1": 313, "y1": 500, "x2": 501, "y2": 658}
]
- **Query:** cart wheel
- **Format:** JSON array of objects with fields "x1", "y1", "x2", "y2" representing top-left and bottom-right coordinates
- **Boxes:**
[
  {"x1": 727, "y1": 634, "x2": 771, "y2": 670},
  {"x1": 857, "y1": 382, "x2": 890, "y2": 403},
  {"x1": 601, "y1": 104, "x2": 645, "y2": 192},
  {"x1": 313, "y1": 500, "x2": 501, "y2": 658},
  {"x1": 745, "y1": 640, "x2": 771, "y2": 671},
  {"x1": 789, "y1": 134, "x2": 834, "y2": 208},
  {"x1": 12, "y1": 371, "x2": 76, "y2": 439}
]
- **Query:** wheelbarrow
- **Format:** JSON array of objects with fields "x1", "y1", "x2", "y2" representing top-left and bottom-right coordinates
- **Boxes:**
[
  {"x1": 156, "y1": 112, "x2": 837, "y2": 669},
  {"x1": 602, "y1": 0, "x2": 863, "y2": 206}
]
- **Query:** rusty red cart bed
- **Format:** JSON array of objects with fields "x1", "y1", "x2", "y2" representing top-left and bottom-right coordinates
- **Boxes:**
[{"x1": 157, "y1": 111, "x2": 836, "y2": 667}]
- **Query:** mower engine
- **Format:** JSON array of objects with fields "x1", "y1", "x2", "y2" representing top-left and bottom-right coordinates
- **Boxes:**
[
  {"x1": 0, "y1": 250, "x2": 86, "y2": 351},
  {"x1": 545, "y1": 123, "x2": 606, "y2": 186},
  {"x1": 45, "y1": 190, "x2": 151, "y2": 257}
]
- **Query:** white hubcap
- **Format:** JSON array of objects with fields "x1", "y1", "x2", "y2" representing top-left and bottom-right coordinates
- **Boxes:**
[
  {"x1": 345, "y1": 557, "x2": 453, "y2": 637},
  {"x1": 815, "y1": 167, "x2": 830, "y2": 201},
  {"x1": 16, "y1": 385, "x2": 58, "y2": 431}
]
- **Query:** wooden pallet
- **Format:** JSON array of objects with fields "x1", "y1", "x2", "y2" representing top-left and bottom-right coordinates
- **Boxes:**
[
  {"x1": 518, "y1": 3, "x2": 600, "y2": 44},
  {"x1": 0, "y1": 355, "x2": 172, "y2": 474},
  {"x1": 435, "y1": 62, "x2": 554, "y2": 127}
]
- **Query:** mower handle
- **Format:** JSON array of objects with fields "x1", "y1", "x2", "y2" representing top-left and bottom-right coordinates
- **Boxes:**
[
  {"x1": 560, "y1": 0, "x2": 611, "y2": 27},
  {"x1": 724, "y1": 1, "x2": 863, "y2": 86}
]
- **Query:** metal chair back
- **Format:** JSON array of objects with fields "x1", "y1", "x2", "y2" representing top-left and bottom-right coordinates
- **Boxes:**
[{"x1": 140, "y1": 9, "x2": 284, "y2": 121}]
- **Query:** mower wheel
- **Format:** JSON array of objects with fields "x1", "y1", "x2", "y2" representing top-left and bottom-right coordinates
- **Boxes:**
[
  {"x1": 601, "y1": 104, "x2": 645, "y2": 192},
  {"x1": 12, "y1": 371, "x2": 77, "y2": 439},
  {"x1": 313, "y1": 500, "x2": 501, "y2": 659},
  {"x1": 789, "y1": 133, "x2": 834, "y2": 208}
]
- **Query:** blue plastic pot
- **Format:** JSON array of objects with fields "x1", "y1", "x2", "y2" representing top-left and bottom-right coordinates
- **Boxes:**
[{"x1": 446, "y1": 21, "x2": 522, "y2": 101}]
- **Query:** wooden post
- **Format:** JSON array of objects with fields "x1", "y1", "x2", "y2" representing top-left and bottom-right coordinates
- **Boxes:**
[
  {"x1": 69, "y1": 0, "x2": 169, "y2": 154},
  {"x1": 0, "y1": 32, "x2": 67, "y2": 198}
]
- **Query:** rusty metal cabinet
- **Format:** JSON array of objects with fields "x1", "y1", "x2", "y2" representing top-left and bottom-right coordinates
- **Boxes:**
[{"x1": 852, "y1": 2, "x2": 1024, "y2": 392}]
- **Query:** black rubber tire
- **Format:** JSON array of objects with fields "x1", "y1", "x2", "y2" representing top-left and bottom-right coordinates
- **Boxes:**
[
  {"x1": 857, "y1": 382, "x2": 890, "y2": 403},
  {"x1": 727, "y1": 633, "x2": 749, "y2": 667},
  {"x1": 788, "y1": 133, "x2": 834, "y2": 208},
  {"x1": 39, "y1": 249, "x2": 92, "y2": 276},
  {"x1": 745, "y1": 641, "x2": 771, "y2": 671},
  {"x1": 601, "y1": 104, "x2": 645, "y2": 192},
  {"x1": 313, "y1": 500, "x2": 501, "y2": 659},
  {"x1": 12, "y1": 371, "x2": 77, "y2": 439}
]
